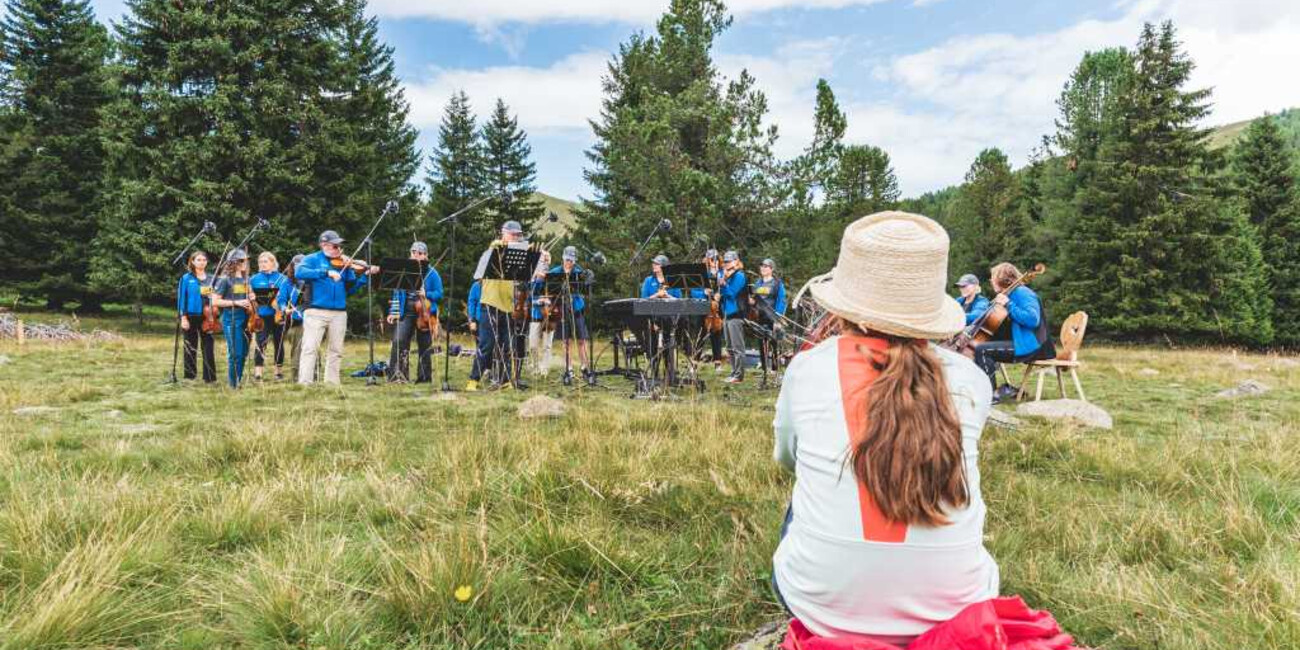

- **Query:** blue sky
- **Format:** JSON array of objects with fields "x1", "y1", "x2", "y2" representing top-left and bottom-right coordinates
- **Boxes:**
[{"x1": 86, "y1": 0, "x2": 1300, "y2": 201}]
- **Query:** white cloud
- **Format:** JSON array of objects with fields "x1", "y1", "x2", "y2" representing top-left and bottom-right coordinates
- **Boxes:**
[
  {"x1": 403, "y1": 0, "x2": 1300, "y2": 199},
  {"x1": 370, "y1": 0, "x2": 890, "y2": 26}
]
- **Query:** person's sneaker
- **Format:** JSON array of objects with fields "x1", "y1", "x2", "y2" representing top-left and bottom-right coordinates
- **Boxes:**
[
  {"x1": 464, "y1": 379, "x2": 479, "y2": 392},
  {"x1": 714, "y1": 363, "x2": 724, "y2": 373},
  {"x1": 995, "y1": 384, "x2": 1020, "y2": 400},
  {"x1": 724, "y1": 374, "x2": 743, "y2": 384}
]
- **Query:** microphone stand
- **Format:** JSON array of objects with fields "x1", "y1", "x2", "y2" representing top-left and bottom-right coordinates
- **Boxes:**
[
  {"x1": 167, "y1": 221, "x2": 216, "y2": 384},
  {"x1": 436, "y1": 195, "x2": 494, "y2": 392},
  {"x1": 344, "y1": 201, "x2": 397, "y2": 387},
  {"x1": 628, "y1": 220, "x2": 669, "y2": 267}
]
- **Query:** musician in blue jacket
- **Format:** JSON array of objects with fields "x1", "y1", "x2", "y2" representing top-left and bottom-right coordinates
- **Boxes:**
[
  {"x1": 641, "y1": 254, "x2": 682, "y2": 299},
  {"x1": 718, "y1": 250, "x2": 749, "y2": 384},
  {"x1": 972, "y1": 262, "x2": 1055, "y2": 403},
  {"x1": 385, "y1": 241, "x2": 444, "y2": 383},
  {"x1": 277, "y1": 254, "x2": 307, "y2": 382},
  {"x1": 749, "y1": 258, "x2": 787, "y2": 373},
  {"x1": 293, "y1": 230, "x2": 379, "y2": 385},
  {"x1": 177, "y1": 250, "x2": 217, "y2": 383},
  {"x1": 954, "y1": 274, "x2": 990, "y2": 326},
  {"x1": 250, "y1": 251, "x2": 288, "y2": 381},
  {"x1": 552, "y1": 246, "x2": 593, "y2": 382},
  {"x1": 211, "y1": 248, "x2": 254, "y2": 388},
  {"x1": 694, "y1": 249, "x2": 724, "y2": 372}
]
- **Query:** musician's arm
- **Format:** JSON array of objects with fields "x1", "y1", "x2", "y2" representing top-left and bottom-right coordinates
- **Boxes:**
[{"x1": 1006, "y1": 290, "x2": 1041, "y2": 328}]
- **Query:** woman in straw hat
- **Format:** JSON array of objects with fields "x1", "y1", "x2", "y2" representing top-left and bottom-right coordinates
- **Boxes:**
[{"x1": 771, "y1": 211, "x2": 997, "y2": 645}]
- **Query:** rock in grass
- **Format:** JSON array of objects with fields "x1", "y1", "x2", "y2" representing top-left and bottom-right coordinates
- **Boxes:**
[
  {"x1": 1215, "y1": 380, "x2": 1269, "y2": 399},
  {"x1": 987, "y1": 409, "x2": 1024, "y2": 430},
  {"x1": 517, "y1": 395, "x2": 566, "y2": 419},
  {"x1": 13, "y1": 405, "x2": 59, "y2": 416},
  {"x1": 1138, "y1": 368, "x2": 1160, "y2": 376},
  {"x1": 1017, "y1": 399, "x2": 1113, "y2": 430},
  {"x1": 0, "y1": 354, "x2": 11, "y2": 365},
  {"x1": 730, "y1": 620, "x2": 787, "y2": 650},
  {"x1": 105, "y1": 409, "x2": 125, "y2": 419}
]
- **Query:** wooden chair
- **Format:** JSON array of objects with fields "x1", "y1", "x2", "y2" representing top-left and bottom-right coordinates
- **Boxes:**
[{"x1": 1016, "y1": 311, "x2": 1089, "y2": 402}]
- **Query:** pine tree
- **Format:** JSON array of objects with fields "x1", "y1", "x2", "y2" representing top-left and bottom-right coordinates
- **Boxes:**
[
  {"x1": 424, "y1": 90, "x2": 487, "y2": 292},
  {"x1": 0, "y1": 0, "x2": 110, "y2": 309},
  {"x1": 827, "y1": 144, "x2": 898, "y2": 217},
  {"x1": 480, "y1": 98, "x2": 544, "y2": 232},
  {"x1": 799, "y1": 78, "x2": 846, "y2": 200},
  {"x1": 948, "y1": 148, "x2": 1027, "y2": 280},
  {"x1": 1233, "y1": 115, "x2": 1300, "y2": 346},
  {"x1": 578, "y1": 0, "x2": 782, "y2": 294},
  {"x1": 94, "y1": 0, "x2": 417, "y2": 311},
  {"x1": 1057, "y1": 21, "x2": 1271, "y2": 344}
]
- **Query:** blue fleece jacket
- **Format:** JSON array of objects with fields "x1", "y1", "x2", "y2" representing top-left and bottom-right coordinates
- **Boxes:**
[
  {"x1": 276, "y1": 280, "x2": 304, "y2": 324},
  {"x1": 1005, "y1": 286, "x2": 1045, "y2": 357},
  {"x1": 250, "y1": 271, "x2": 286, "y2": 318},
  {"x1": 640, "y1": 275, "x2": 682, "y2": 299},
  {"x1": 956, "y1": 294, "x2": 991, "y2": 326},
  {"x1": 717, "y1": 270, "x2": 747, "y2": 318},
  {"x1": 388, "y1": 268, "x2": 444, "y2": 318},
  {"x1": 176, "y1": 272, "x2": 212, "y2": 315},
  {"x1": 294, "y1": 250, "x2": 368, "y2": 310},
  {"x1": 467, "y1": 281, "x2": 483, "y2": 323}
]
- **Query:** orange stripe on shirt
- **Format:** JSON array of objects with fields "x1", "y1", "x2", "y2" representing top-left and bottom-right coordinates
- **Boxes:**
[{"x1": 838, "y1": 336, "x2": 908, "y2": 543}]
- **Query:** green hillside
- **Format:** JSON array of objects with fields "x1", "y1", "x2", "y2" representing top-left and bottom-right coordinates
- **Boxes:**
[{"x1": 532, "y1": 192, "x2": 580, "y2": 239}]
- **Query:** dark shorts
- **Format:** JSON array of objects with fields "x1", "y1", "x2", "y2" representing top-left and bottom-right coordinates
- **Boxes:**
[{"x1": 559, "y1": 314, "x2": 589, "y2": 341}]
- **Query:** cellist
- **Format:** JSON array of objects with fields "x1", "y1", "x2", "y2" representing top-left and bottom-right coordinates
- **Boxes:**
[
  {"x1": 691, "y1": 249, "x2": 725, "y2": 373},
  {"x1": 211, "y1": 248, "x2": 254, "y2": 388},
  {"x1": 971, "y1": 262, "x2": 1055, "y2": 403},
  {"x1": 176, "y1": 250, "x2": 217, "y2": 384},
  {"x1": 385, "y1": 241, "x2": 443, "y2": 384}
]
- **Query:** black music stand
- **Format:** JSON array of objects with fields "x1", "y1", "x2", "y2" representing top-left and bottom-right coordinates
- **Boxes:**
[
  {"x1": 376, "y1": 258, "x2": 426, "y2": 292},
  {"x1": 484, "y1": 243, "x2": 541, "y2": 389},
  {"x1": 659, "y1": 263, "x2": 710, "y2": 392},
  {"x1": 545, "y1": 269, "x2": 590, "y2": 387}
]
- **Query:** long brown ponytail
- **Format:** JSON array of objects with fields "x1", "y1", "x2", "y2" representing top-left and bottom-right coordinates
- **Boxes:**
[{"x1": 846, "y1": 321, "x2": 968, "y2": 527}]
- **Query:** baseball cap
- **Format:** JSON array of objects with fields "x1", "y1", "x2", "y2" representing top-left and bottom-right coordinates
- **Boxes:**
[
  {"x1": 761, "y1": 258, "x2": 775, "y2": 268},
  {"x1": 410, "y1": 241, "x2": 428, "y2": 254},
  {"x1": 502, "y1": 220, "x2": 523, "y2": 234},
  {"x1": 319, "y1": 230, "x2": 344, "y2": 245},
  {"x1": 652, "y1": 254, "x2": 669, "y2": 266},
  {"x1": 563, "y1": 246, "x2": 578, "y2": 261},
  {"x1": 227, "y1": 248, "x2": 249, "y2": 262},
  {"x1": 955, "y1": 273, "x2": 980, "y2": 288},
  {"x1": 704, "y1": 249, "x2": 719, "y2": 260},
  {"x1": 723, "y1": 250, "x2": 739, "y2": 263}
]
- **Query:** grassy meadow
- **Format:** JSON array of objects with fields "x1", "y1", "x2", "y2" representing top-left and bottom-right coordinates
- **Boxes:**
[{"x1": 0, "y1": 311, "x2": 1297, "y2": 649}]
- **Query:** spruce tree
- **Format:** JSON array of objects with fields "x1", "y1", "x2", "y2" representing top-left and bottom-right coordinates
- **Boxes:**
[
  {"x1": 94, "y1": 0, "x2": 417, "y2": 310},
  {"x1": 578, "y1": 0, "x2": 782, "y2": 294},
  {"x1": 948, "y1": 148, "x2": 1027, "y2": 281},
  {"x1": 1233, "y1": 115, "x2": 1300, "y2": 346},
  {"x1": 424, "y1": 90, "x2": 487, "y2": 292},
  {"x1": 0, "y1": 0, "x2": 110, "y2": 309},
  {"x1": 827, "y1": 144, "x2": 898, "y2": 217},
  {"x1": 480, "y1": 98, "x2": 544, "y2": 232},
  {"x1": 1057, "y1": 21, "x2": 1271, "y2": 344}
]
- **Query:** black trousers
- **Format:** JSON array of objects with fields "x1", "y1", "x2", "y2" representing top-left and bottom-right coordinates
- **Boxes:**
[
  {"x1": 182, "y1": 324, "x2": 217, "y2": 383},
  {"x1": 470, "y1": 306, "x2": 522, "y2": 383},
  {"x1": 253, "y1": 322, "x2": 284, "y2": 368},
  {"x1": 387, "y1": 313, "x2": 433, "y2": 383},
  {"x1": 973, "y1": 340, "x2": 1055, "y2": 389}
]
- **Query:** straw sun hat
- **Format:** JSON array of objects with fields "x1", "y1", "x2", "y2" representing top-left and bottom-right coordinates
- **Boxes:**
[{"x1": 807, "y1": 211, "x2": 965, "y2": 340}]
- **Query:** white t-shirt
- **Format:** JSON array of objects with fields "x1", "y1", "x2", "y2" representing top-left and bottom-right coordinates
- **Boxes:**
[{"x1": 772, "y1": 335, "x2": 998, "y2": 646}]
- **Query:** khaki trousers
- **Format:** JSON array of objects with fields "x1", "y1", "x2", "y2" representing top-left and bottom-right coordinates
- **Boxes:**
[
  {"x1": 527, "y1": 321, "x2": 554, "y2": 375},
  {"x1": 299, "y1": 308, "x2": 348, "y2": 384}
]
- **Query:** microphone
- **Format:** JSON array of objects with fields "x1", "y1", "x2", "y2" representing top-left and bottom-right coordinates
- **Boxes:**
[
  {"x1": 589, "y1": 251, "x2": 607, "y2": 265},
  {"x1": 202, "y1": 221, "x2": 217, "y2": 234},
  {"x1": 547, "y1": 211, "x2": 559, "y2": 223},
  {"x1": 582, "y1": 269, "x2": 596, "y2": 285},
  {"x1": 256, "y1": 217, "x2": 270, "y2": 229},
  {"x1": 660, "y1": 218, "x2": 672, "y2": 232},
  {"x1": 385, "y1": 200, "x2": 399, "y2": 215}
]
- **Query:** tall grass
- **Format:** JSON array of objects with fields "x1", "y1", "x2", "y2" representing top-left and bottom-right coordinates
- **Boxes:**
[{"x1": 0, "y1": 320, "x2": 1297, "y2": 648}]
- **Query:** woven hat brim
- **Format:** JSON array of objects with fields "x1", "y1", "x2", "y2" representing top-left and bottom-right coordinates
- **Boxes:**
[{"x1": 808, "y1": 274, "x2": 965, "y2": 340}]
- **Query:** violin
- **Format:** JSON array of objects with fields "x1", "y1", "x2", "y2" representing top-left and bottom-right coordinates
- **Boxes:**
[
  {"x1": 244, "y1": 285, "x2": 263, "y2": 334},
  {"x1": 201, "y1": 301, "x2": 222, "y2": 334},
  {"x1": 943, "y1": 263, "x2": 1046, "y2": 358},
  {"x1": 414, "y1": 294, "x2": 439, "y2": 335},
  {"x1": 329, "y1": 256, "x2": 371, "y2": 273}
]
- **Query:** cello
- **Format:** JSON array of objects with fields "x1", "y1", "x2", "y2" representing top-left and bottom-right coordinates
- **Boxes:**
[{"x1": 943, "y1": 263, "x2": 1046, "y2": 358}]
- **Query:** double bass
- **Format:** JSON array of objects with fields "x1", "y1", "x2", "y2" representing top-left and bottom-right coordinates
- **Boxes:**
[{"x1": 943, "y1": 263, "x2": 1046, "y2": 358}]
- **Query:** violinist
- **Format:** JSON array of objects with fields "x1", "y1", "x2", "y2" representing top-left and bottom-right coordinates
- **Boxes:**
[
  {"x1": 552, "y1": 246, "x2": 593, "y2": 383},
  {"x1": 385, "y1": 241, "x2": 444, "y2": 384},
  {"x1": 466, "y1": 220, "x2": 527, "y2": 392},
  {"x1": 276, "y1": 254, "x2": 307, "y2": 382},
  {"x1": 176, "y1": 250, "x2": 217, "y2": 384},
  {"x1": 211, "y1": 248, "x2": 254, "y2": 388},
  {"x1": 250, "y1": 251, "x2": 287, "y2": 381},
  {"x1": 750, "y1": 258, "x2": 788, "y2": 372},
  {"x1": 953, "y1": 274, "x2": 990, "y2": 326},
  {"x1": 526, "y1": 264, "x2": 554, "y2": 377},
  {"x1": 294, "y1": 230, "x2": 379, "y2": 385},
  {"x1": 691, "y1": 249, "x2": 725, "y2": 373},
  {"x1": 718, "y1": 250, "x2": 749, "y2": 384},
  {"x1": 971, "y1": 262, "x2": 1055, "y2": 403}
]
